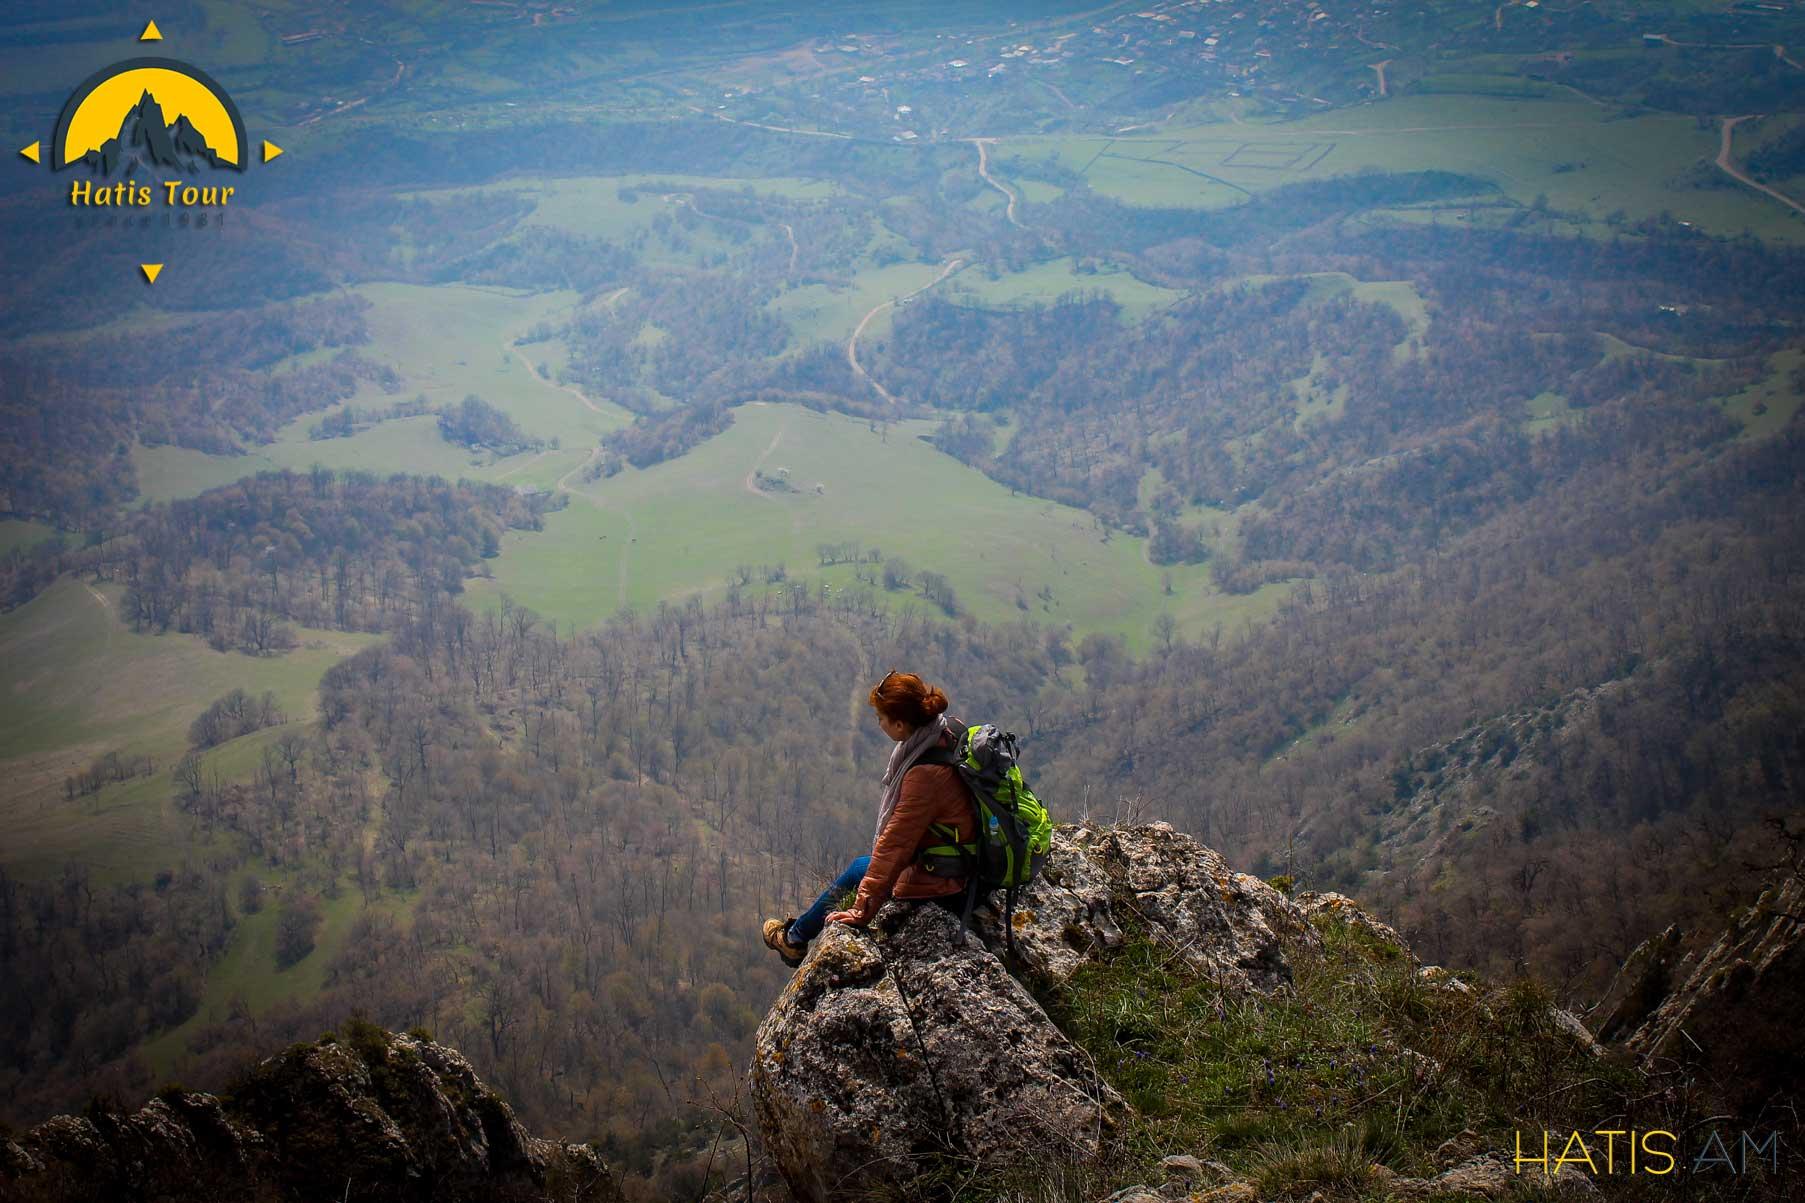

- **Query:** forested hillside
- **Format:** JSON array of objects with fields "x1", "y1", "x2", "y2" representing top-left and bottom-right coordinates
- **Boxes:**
[{"x1": 5, "y1": 405, "x2": 1798, "y2": 1176}]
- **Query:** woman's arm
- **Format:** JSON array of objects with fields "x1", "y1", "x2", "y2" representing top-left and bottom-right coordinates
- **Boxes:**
[{"x1": 829, "y1": 767, "x2": 943, "y2": 926}]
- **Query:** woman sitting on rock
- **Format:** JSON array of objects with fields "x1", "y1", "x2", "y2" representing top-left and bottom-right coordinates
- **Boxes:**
[{"x1": 762, "y1": 671, "x2": 976, "y2": 967}]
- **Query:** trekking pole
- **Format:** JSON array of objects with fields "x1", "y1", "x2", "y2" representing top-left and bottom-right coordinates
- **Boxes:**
[{"x1": 866, "y1": 928, "x2": 955, "y2": 1131}]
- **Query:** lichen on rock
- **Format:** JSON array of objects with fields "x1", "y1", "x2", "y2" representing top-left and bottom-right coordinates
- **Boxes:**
[
  {"x1": 967, "y1": 823, "x2": 1316, "y2": 995},
  {"x1": 751, "y1": 899, "x2": 1124, "y2": 1203}
]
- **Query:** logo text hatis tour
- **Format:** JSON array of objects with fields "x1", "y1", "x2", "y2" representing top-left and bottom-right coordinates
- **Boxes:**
[{"x1": 15, "y1": 20, "x2": 284, "y2": 282}]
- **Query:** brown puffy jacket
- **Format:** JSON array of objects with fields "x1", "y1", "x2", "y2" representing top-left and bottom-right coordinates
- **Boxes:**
[{"x1": 852, "y1": 725, "x2": 975, "y2": 917}]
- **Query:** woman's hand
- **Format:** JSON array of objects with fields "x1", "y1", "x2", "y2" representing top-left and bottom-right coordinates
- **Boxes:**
[{"x1": 826, "y1": 907, "x2": 869, "y2": 927}]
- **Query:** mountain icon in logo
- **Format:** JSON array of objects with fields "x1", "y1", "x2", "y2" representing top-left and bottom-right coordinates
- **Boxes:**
[
  {"x1": 82, "y1": 90, "x2": 231, "y2": 175},
  {"x1": 51, "y1": 58, "x2": 246, "y2": 173}
]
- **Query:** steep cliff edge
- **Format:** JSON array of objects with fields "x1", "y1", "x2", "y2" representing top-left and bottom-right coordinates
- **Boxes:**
[
  {"x1": 0, "y1": 1026, "x2": 618, "y2": 1203},
  {"x1": 748, "y1": 823, "x2": 1691, "y2": 1202},
  {"x1": 1606, "y1": 876, "x2": 1804, "y2": 1113}
]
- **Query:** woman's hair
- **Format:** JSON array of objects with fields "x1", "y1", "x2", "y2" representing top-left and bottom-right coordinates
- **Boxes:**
[{"x1": 869, "y1": 671, "x2": 948, "y2": 728}]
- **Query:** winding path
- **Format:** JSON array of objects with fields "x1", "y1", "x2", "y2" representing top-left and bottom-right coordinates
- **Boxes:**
[
  {"x1": 523, "y1": 309, "x2": 639, "y2": 609},
  {"x1": 845, "y1": 257, "x2": 966, "y2": 405},
  {"x1": 742, "y1": 426, "x2": 785, "y2": 501},
  {"x1": 491, "y1": 448, "x2": 556, "y2": 482},
  {"x1": 504, "y1": 338, "x2": 614, "y2": 417},
  {"x1": 1715, "y1": 115, "x2": 1805, "y2": 218},
  {"x1": 971, "y1": 138, "x2": 1025, "y2": 228}
]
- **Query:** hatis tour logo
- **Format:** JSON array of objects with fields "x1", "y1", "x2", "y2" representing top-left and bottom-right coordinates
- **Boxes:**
[{"x1": 16, "y1": 20, "x2": 285, "y2": 283}]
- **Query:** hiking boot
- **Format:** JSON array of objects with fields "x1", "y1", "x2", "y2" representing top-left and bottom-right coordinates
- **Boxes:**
[{"x1": 762, "y1": 917, "x2": 808, "y2": 968}]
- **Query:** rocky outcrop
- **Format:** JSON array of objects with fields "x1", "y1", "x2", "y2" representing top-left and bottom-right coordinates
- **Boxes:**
[
  {"x1": 1296, "y1": 890, "x2": 1413, "y2": 961},
  {"x1": 1615, "y1": 876, "x2": 1805, "y2": 1108},
  {"x1": 1591, "y1": 923, "x2": 1685, "y2": 1043},
  {"x1": 966, "y1": 823, "x2": 1317, "y2": 994},
  {"x1": 0, "y1": 1030, "x2": 617, "y2": 1203},
  {"x1": 750, "y1": 823, "x2": 1327, "y2": 1203},
  {"x1": 751, "y1": 900, "x2": 1122, "y2": 1203},
  {"x1": 748, "y1": 821, "x2": 1656, "y2": 1202}
]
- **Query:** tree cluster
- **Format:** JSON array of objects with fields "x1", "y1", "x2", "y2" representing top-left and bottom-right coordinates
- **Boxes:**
[{"x1": 436, "y1": 395, "x2": 541, "y2": 456}]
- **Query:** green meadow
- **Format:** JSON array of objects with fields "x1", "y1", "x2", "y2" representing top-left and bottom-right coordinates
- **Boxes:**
[
  {"x1": 1720, "y1": 348, "x2": 1805, "y2": 439},
  {"x1": 997, "y1": 95, "x2": 1805, "y2": 241},
  {"x1": 470, "y1": 401, "x2": 1291, "y2": 651},
  {"x1": 0, "y1": 519, "x2": 58, "y2": 554},
  {"x1": 142, "y1": 885, "x2": 416, "y2": 1076},
  {"x1": 135, "y1": 281, "x2": 628, "y2": 504},
  {"x1": 0, "y1": 579, "x2": 377, "y2": 883}
]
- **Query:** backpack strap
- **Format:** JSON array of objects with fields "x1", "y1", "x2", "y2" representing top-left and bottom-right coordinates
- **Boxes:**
[
  {"x1": 953, "y1": 874, "x2": 979, "y2": 948},
  {"x1": 916, "y1": 720, "x2": 963, "y2": 767},
  {"x1": 917, "y1": 722, "x2": 988, "y2": 948}
]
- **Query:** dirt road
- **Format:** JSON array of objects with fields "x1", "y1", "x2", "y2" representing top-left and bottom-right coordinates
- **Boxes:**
[
  {"x1": 971, "y1": 138, "x2": 1025, "y2": 228},
  {"x1": 300, "y1": 56, "x2": 406, "y2": 127},
  {"x1": 505, "y1": 339, "x2": 614, "y2": 417},
  {"x1": 1716, "y1": 115, "x2": 1805, "y2": 218},
  {"x1": 845, "y1": 257, "x2": 966, "y2": 405},
  {"x1": 84, "y1": 583, "x2": 114, "y2": 649},
  {"x1": 741, "y1": 421, "x2": 805, "y2": 535},
  {"x1": 742, "y1": 427, "x2": 784, "y2": 500}
]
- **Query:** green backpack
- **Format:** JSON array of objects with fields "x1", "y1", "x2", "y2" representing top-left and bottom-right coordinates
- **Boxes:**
[{"x1": 919, "y1": 722, "x2": 1054, "y2": 952}]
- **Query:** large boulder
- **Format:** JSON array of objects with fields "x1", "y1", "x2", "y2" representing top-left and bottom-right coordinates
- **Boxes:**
[
  {"x1": 749, "y1": 823, "x2": 1346, "y2": 1202},
  {"x1": 0, "y1": 1030, "x2": 615, "y2": 1203},
  {"x1": 967, "y1": 822, "x2": 1317, "y2": 994},
  {"x1": 750, "y1": 900, "x2": 1124, "y2": 1203}
]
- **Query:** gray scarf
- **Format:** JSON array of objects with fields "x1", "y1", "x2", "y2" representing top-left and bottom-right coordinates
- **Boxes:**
[{"x1": 875, "y1": 715, "x2": 949, "y2": 843}]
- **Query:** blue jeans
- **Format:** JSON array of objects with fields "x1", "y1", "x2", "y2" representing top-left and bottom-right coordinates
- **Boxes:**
[{"x1": 788, "y1": 856, "x2": 870, "y2": 944}]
